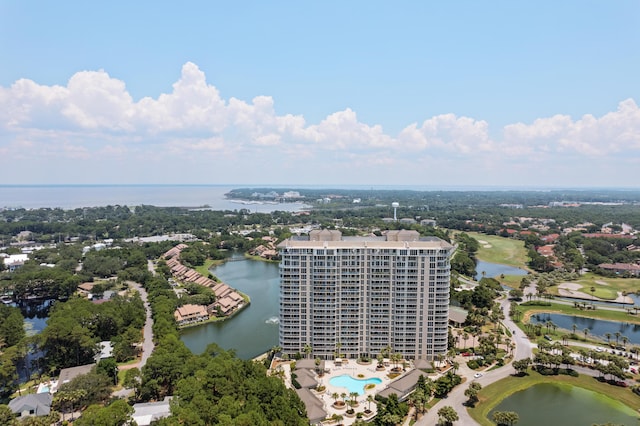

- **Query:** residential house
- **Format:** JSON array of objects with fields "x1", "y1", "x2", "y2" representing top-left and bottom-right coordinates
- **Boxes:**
[
  {"x1": 132, "y1": 397, "x2": 173, "y2": 426},
  {"x1": 598, "y1": 263, "x2": 640, "y2": 277},
  {"x1": 8, "y1": 394, "x2": 52, "y2": 418},
  {"x1": 174, "y1": 304, "x2": 209, "y2": 326}
]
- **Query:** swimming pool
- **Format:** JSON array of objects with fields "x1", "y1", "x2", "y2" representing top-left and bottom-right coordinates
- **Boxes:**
[{"x1": 329, "y1": 374, "x2": 382, "y2": 395}]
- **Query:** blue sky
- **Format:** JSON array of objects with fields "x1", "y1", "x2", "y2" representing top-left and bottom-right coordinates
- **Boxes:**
[{"x1": 1, "y1": 1, "x2": 639, "y2": 188}]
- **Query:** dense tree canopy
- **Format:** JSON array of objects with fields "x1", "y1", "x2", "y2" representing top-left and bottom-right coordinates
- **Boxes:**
[{"x1": 38, "y1": 294, "x2": 145, "y2": 370}]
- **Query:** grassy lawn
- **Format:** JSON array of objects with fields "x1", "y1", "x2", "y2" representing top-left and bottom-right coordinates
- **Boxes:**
[
  {"x1": 543, "y1": 273, "x2": 640, "y2": 305},
  {"x1": 461, "y1": 232, "x2": 529, "y2": 268},
  {"x1": 194, "y1": 259, "x2": 223, "y2": 277},
  {"x1": 578, "y1": 285, "x2": 618, "y2": 300},
  {"x1": 498, "y1": 274, "x2": 526, "y2": 288},
  {"x1": 244, "y1": 253, "x2": 278, "y2": 263},
  {"x1": 467, "y1": 370, "x2": 640, "y2": 425}
]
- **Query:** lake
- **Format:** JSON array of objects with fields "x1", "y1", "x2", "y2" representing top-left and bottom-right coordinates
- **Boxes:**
[
  {"x1": 180, "y1": 254, "x2": 280, "y2": 359},
  {"x1": 475, "y1": 260, "x2": 528, "y2": 280},
  {"x1": 529, "y1": 312, "x2": 640, "y2": 344},
  {"x1": 489, "y1": 383, "x2": 638, "y2": 425}
]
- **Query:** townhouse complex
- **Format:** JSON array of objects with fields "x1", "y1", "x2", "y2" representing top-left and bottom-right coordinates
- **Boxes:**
[{"x1": 278, "y1": 229, "x2": 454, "y2": 361}]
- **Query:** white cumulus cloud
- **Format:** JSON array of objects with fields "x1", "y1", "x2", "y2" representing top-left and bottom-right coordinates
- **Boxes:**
[{"x1": 1, "y1": 62, "x2": 639, "y2": 185}]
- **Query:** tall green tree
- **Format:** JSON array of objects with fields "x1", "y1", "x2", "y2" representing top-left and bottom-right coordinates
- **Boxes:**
[{"x1": 437, "y1": 405, "x2": 459, "y2": 425}]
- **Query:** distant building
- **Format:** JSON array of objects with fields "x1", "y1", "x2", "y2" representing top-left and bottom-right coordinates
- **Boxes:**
[
  {"x1": 282, "y1": 191, "x2": 302, "y2": 199},
  {"x1": 2, "y1": 253, "x2": 29, "y2": 272},
  {"x1": 399, "y1": 218, "x2": 417, "y2": 225},
  {"x1": 598, "y1": 263, "x2": 640, "y2": 277},
  {"x1": 95, "y1": 341, "x2": 114, "y2": 362}
]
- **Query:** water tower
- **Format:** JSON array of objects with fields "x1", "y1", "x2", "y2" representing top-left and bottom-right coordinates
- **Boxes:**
[{"x1": 392, "y1": 202, "x2": 399, "y2": 221}]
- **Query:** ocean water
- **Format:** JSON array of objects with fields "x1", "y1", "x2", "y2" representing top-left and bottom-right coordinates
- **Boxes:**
[{"x1": 0, "y1": 185, "x2": 308, "y2": 212}]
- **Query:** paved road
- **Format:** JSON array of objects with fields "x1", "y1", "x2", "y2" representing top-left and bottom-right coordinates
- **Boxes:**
[
  {"x1": 112, "y1": 266, "x2": 156, "y2": 398},
  {"x1": 416, "y1": 294, "x2": 534, "y2": 426},
  {"x1": 136, "y1": 281, "x2": 155, "y2": 368}
]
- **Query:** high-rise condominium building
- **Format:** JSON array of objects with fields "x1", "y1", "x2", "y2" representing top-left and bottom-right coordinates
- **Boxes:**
[{"x1": 278, "y1": 229, "x2": 454, "y2": 361}]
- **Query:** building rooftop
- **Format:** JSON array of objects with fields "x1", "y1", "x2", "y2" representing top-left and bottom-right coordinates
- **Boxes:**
[{"x1": 279, "y1": 230, "x2": 453, "y2": 250}]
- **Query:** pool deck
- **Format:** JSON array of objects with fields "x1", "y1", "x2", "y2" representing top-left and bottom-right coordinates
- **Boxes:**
[
  {"x1": 278, "y1": 358, "x2": 432, "y2": 425},
  {"x1": 36, "y1": 379, "x2": 58, "y2": 394}
]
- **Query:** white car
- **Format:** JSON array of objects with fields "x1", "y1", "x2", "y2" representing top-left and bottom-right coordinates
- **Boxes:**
[
  {"x1": 595, "y1": 347, "x2": 603, "y2": 352},
  {"x1": 473, "y1": 373, "x2": 483, "y2": 378}
]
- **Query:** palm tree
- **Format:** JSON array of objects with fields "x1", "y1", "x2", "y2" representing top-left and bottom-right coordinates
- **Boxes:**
[
  {"x1": 462, "y1": 333, "x2": 469, "y2": 349},
  {"x1": 621, "y1": 336, "x2": 629, "y2": 349},
  {"x1": 435, "y1": 353, "x2": 444, "y2": 369},
  {"x1": 464, "y1": 382, "x2": 481, "y2": 406},
  {"x1": 271, "y1": 345, "x2": 282, "y2": 355},
  {"x1": 391, "y1": 352, "x2": 403, "y2": 371},
  {"x1": 545, "y1": 320, "x2": 553, "y2": 334},
  {"x1": 437, "y1": 405, "x2": 459, "y2": 425},
  {"x1": 583, "y1": 328, "x2": 589, "y2": 340},
  {"x1": 382, "y1": 344, "x2": 392, "y2": 358},
  {"x1": 493, "y1": 410, "x2": 520, "y2": 426},
  {"x1": 366, "y1": 394, "x2": 374, "y2": 412},
  {"x1": 409, "y1": 389, "x2": 426, "y2": 419},
  {"x1": 376, "y1": 353, "x2": 384, "y2": 368},
  {"x1": 349, "y1": 391, "x2": 359, "y2": 408},
  {"x1": 331, "y1": 392, "x2": 340, "y2": 406},
  {"x1": 604, "y1": 333, "x2": 612, "y2": 345},
  {"x1": 614, "y1": 332, "x2": 622, "y2": 347},
  {"x1": 303, "y1": 343, "x2": 312, "y2": 359},
  {"x1": 572, "y1": 323, "x2": 577, "y2": 336}
]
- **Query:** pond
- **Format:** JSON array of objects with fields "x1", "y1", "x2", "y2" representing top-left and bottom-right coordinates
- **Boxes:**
[
  {"x1": 489, "y1": 383, "x2": 638, "y2": 426},
  {"x1": 180, "y1": 254, "x2": 280, "y2": 359},
  {"x1": 529, "y1": 312, "x2": 640, "y2": 345},
  {"x1": 475, "y1": 260, "x2": 528, "y2": 281}
]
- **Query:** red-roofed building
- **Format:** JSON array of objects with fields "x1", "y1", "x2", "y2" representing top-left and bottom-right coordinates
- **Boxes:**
[
  {"x1": 541, "y1": 233, "x2": 560, "y2": 243},
  {"x1": 537, "y1": 245, "x2": 555, "y2": 257},
  {"x1": 598, "y1": 263, "x2": 640, "y2": 277},
  {"x1": 174, "y1": 304, "x2": 209, "y2": 326}
]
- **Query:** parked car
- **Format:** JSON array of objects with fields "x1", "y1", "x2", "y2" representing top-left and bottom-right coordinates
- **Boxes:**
[{"x1": 474, "y1": 373, "x2": 483, "y2": 378}]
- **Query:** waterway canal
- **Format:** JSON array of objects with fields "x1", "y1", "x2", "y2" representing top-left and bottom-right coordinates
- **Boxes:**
[{"x1": 180, "y1": 254, "x2": 280, "y2": 359}]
